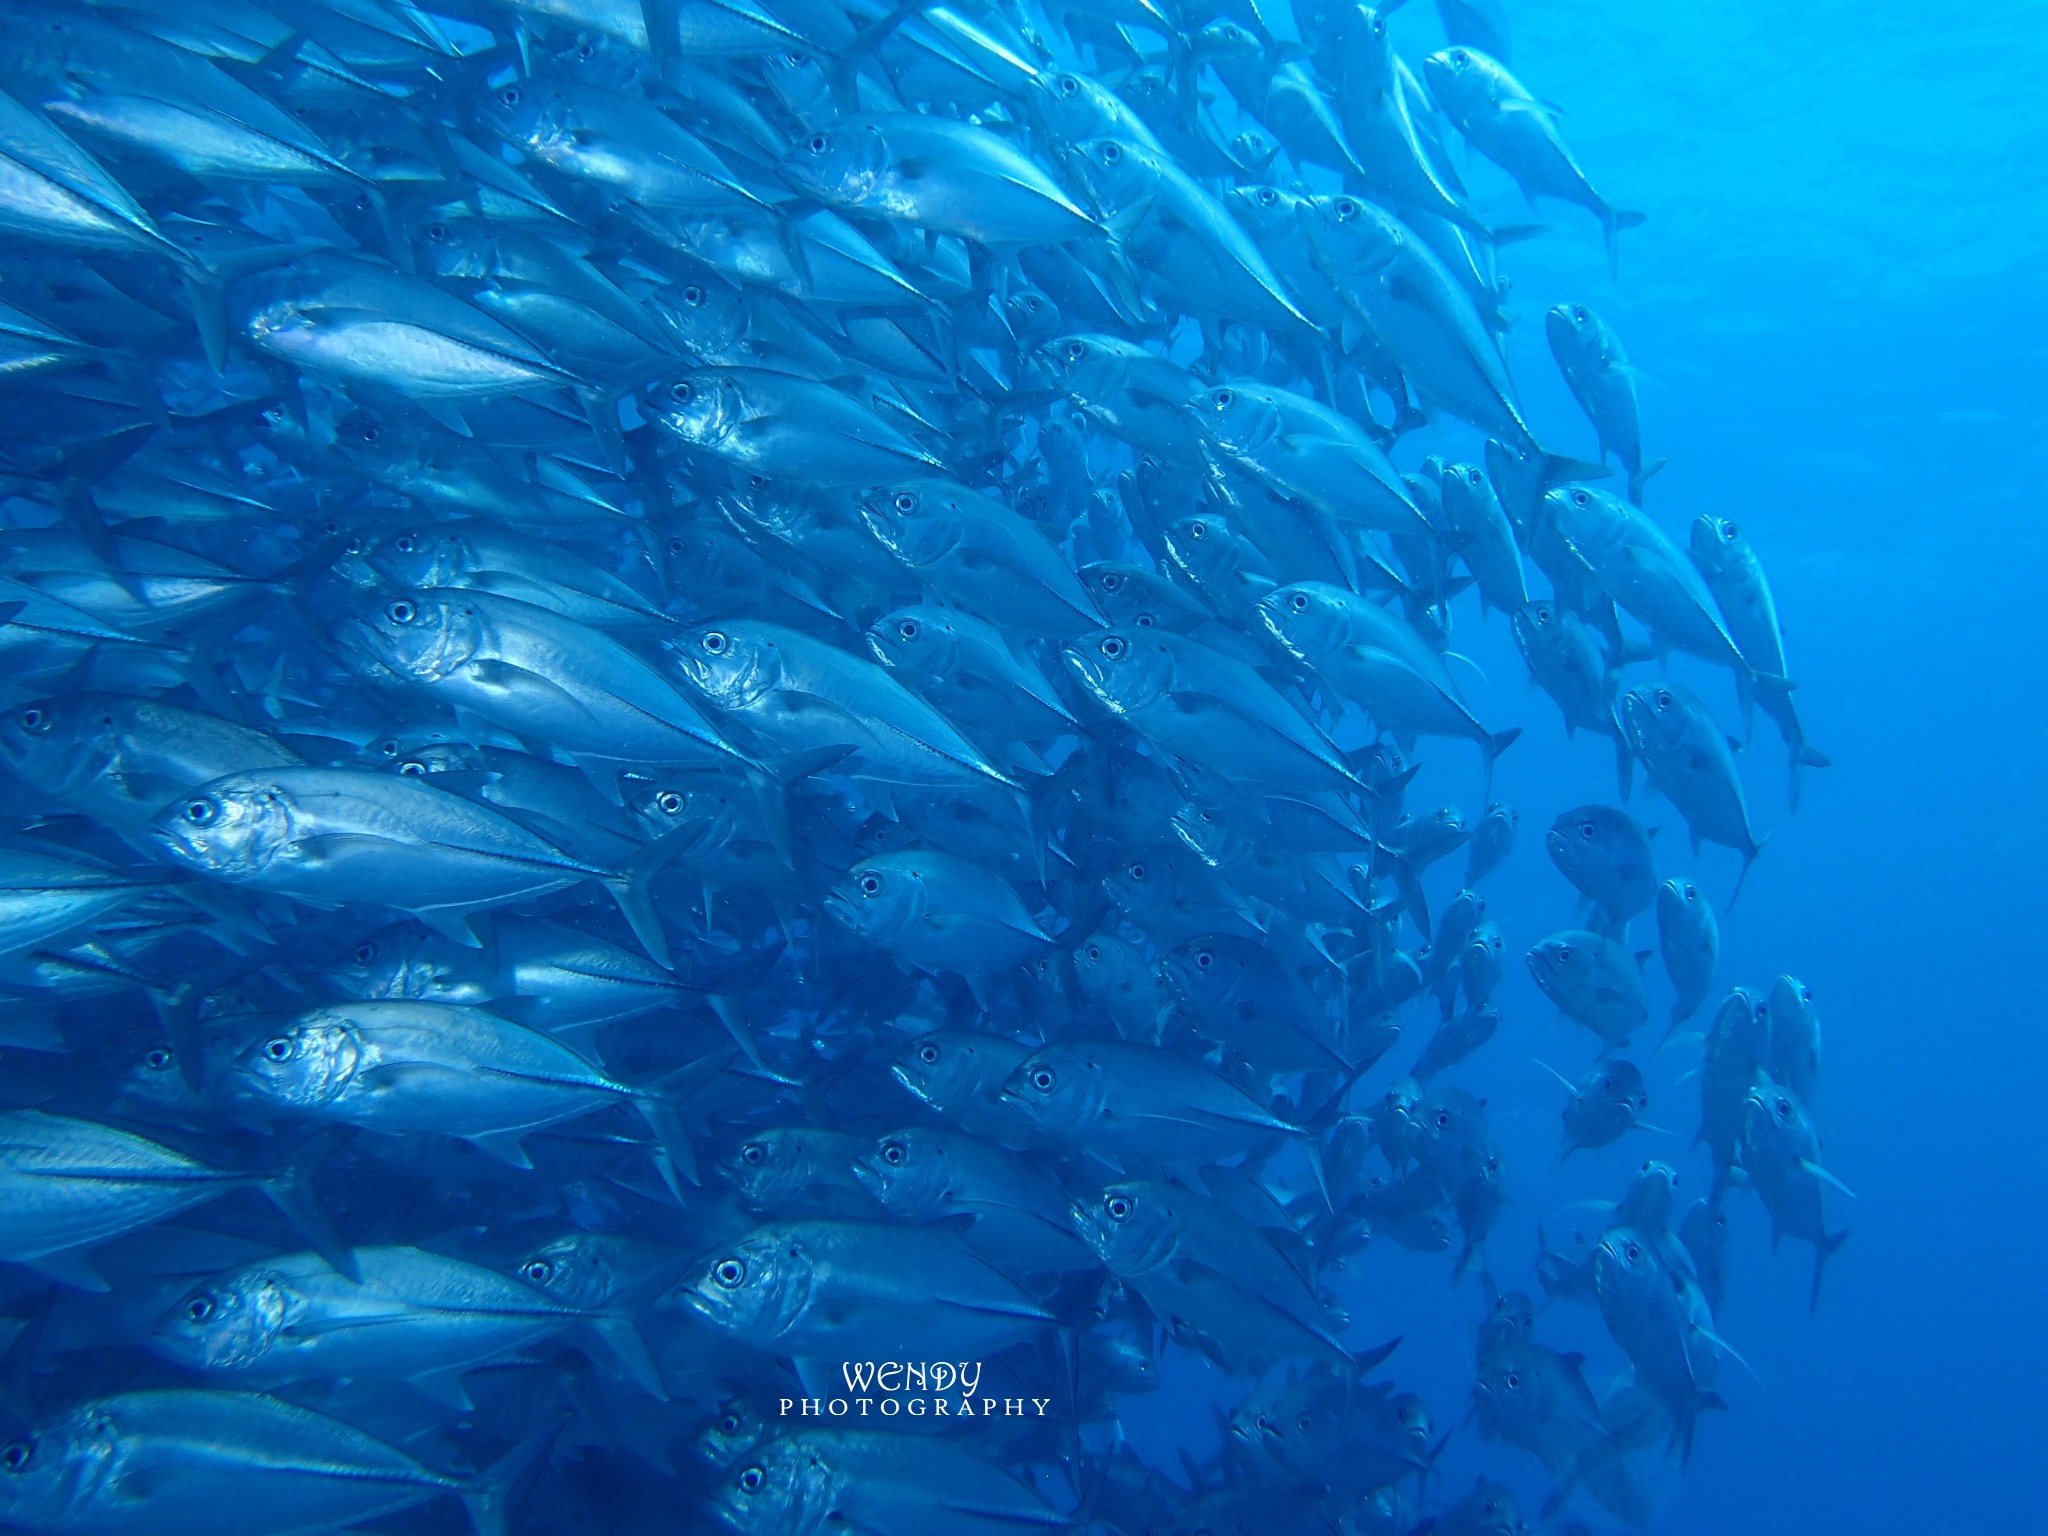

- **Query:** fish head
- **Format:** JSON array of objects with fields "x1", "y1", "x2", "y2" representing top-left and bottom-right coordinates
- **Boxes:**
[
  {"x1": 824, "y1": 856, "x2": 925, "y2": 946},
  {"x1": 1000, "y1": 1044, "x2": 1105, "y2": 1138},
  {"x1": 1546, "y1": 805, "x2": 1624, "y2": 880},
  {"x1": 855, "y1": 478, "x2": 961, "y2": 565},
  {"x1": 233, "y1": 1012, "x2": 361, "y2": 1111},
  {"x1": 1161, "y1": 933, "x2": 1251, "y2": 1013},
  {"x1": 1001, "y1": 286, "x2": 1060, "y2": 347},
  {"x1": 1072, "y1": 1180, "x2": 1178, "y2": 1272},
  {"x1": 343, "y1": 588, "x2": 481, "y2": 683},
  {"x1": 1062, "y1": 628, "x2": 1171, "y2": 716},
  {"x1": 1071, "y1": 927, "x2": 1149, "y2": 1004},
  {"x1": 323, "y1": 921, "x2": 440, "y2": 1000},
  {"x1": 1296, "y1": 193, "x2": 1401, "y2": 284},
  {"x1": 1223, "y1": 183, "x2": 1297, "y2": 244},
  {"x1": 1183, "y1": 381, "x2": 1278, "y2": 455},
  {"x1": 412, "y1": 215, "x2": 497, "y2": 283},
  {"x1": 669, "y1": 623, "x2": 776, "y2": 712},
  {"x1": 1544, "y1": 301, "x2": 1600, "y2": 361},
  {"x1": 152, "y1": 1268, "x2": 292, "y2": 1371},
  {"x1": 1742, "y1": 1077, "x2": 1809, "y2": 1155},
  {"x1": 683, "y1": 1226, "x2": 812, "y2": 1344},
  {"x1": 0, "y1": 693, "x2": 115, "y2": 795},
  {"x1": 686, "y1": 1392, "x2": 769, "y2": 1473},
  {"x1": 1163, "y1": 513, "x2": 1251, "y2": 589},
  {"x1": 1656, "y1": 876, "x2": 1705, "y2": 926},
  {"x1": 1507, "y1": 599, "x2": 1567, "y2": 662},
  {"x1": 1338, "y1": 6, "x2": 1396, "y2": 87},
  {"x1": 1423, "y1": 46, "x2": 1494, "y2": 113},
  {"x1": 627, "y1": 772, "x2": 743, "y2": 851},
  {"x1": 1618, "y1": 683, "x2": 1693, "y2": 755},
  {"x1": 779, "y1": 120, "x2": 886, "y2": 207},
  {"x1": 1441, "y1": 461, "x2": 1496, "y2": 526},
  {"x1": 1253, "y1": 582, "x2": 1348, "y2": 664},
  {"x1": 475, "y1": 78, "x2": 572, "y2": 159},
  {"x1": 852, "y1": 1126, "x2": 952, "y2": 1213},
  {"x1": 716, "y1": 1435, "x2": 829, "y2": 1536},
  {"x1": 647, "y1": 369, "x2": 744, "y2": 452},
  {"x1": 1524, "y1": 933, "x2": 1591, "y2": 996},
  {"x1": 1191, "y1": 19, "x2": 1262, "y2": 63},
  {"x1": 1542, "y1": 483, "x2": 1626, "y2": 558},
  {"x1": 1619, "y1": 1159, "x2": 1680, "y2": 1229},
  {"x1": 651, "y1": 270, "x2": 749, "y2": 358},
  {"x1": 148, "y1": 773, "x2": 294, "y2": 879},
  {"x1": 366, "y1": 525, "x2": 467, "y2": 590},
  {"x1": 1689, "y1": 513, "x2": 1747, "y2": 574},
  {"x1": 1070, "y1": 136, "x2": 1156, "y2": 216},
  {"x1": 1036, "y1": 332, "x2": 1126, "y2": 401},
  {"x1": 0, "y1": 1403, "x2": 123, "y2": 1531},
  {"x1": 1027, "y1": 67, "x2": 1123, "y2": 150},
  {"x1": 515, "y1": 1232, "x2": 632, "y2": 1311},
  {"x1": 721, "y1": 1127, "x2": 822, "y2": 1209},
  {"x1": 866, "y1": 604, "x2": 959, "y2": 675}
]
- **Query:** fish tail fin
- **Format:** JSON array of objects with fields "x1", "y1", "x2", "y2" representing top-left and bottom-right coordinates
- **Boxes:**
[
  {"x1": 258, "y1": 1129, "x2": 356, "y2": 1281},
  {"x1": 1789, "y1": 741, "x2": 1830, "y2": 812},
  {"x1": 1603, "y1": 207, "x2": 1647, "y2": 280},
  {"x1": 1536, "y1": 451, "x2": 1610, "y2": 490},
  {"x1": 1727, "y1": 833, "x2": 1768, "y2": 912},
  {"x1": 1626, "y1": 456, "x2": 1668, "y2": 504},
  {"x1": 1810, "y1": 1228, "x2": 1848, "y2": 1314},
  {"x1": 603, "y1": 825, "x2": 700, "y2": 969},
  {"x1": 460, "y1": 1419, "x2": 564, "y2": 1536}
]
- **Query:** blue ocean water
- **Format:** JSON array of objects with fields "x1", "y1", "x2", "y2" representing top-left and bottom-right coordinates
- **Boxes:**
[{"x1": 0, "y1": 0, "x2": 2033, "y2": 1532}]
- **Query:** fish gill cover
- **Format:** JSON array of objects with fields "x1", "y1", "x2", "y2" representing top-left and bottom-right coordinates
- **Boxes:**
[{"x1": 0, "y1": 0, "x2": 1937, "y2": 1530}]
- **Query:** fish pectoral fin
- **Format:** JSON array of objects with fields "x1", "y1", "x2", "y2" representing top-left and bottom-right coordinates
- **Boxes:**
[
  {"x1": 25, "y1": 1246, "x2": 108, "y2": 1292},
  {"x1": 1801, "y1": 1159, "x2": 1856, "y2": 1198},
  {"x1": 463, "y1": 1129, "x2": 534, "y2": 1169},
  {"x1": 413, "y1": 906, "x2": 486, "y2": 948}
]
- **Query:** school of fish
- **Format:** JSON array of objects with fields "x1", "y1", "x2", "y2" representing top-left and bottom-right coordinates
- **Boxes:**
[{"x1": 0, "y1": 0, "x2": 1849, "y2": 1530}]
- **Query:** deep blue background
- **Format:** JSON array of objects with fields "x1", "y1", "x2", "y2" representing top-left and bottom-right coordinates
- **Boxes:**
[{"x1": 1122, "y1": 2, "x2": 2047, "y2": 1528}]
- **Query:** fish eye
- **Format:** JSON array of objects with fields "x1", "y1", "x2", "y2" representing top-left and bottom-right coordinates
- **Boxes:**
[
  {"x1": 182, "y1": 798, "x2": 218, "y2": 826},
  {"x1": 737, "y1": 1465, "x2": 765, "y2": 1494},
  {"x1": 1030, "y1": 1067, "x2": 1056, "y2": 1091},
  {"x1": 808, "y1": 133, "x2": 830, "y2": 154},
  {"x1": 1655, "y1": 689, "x2": 1673, "y2": 708},
  {"x1": 1256, "y1": 186, "x2": 1276, "y2": 206},
  {"x1": 16, "y1": 705, "x2": 45, "y2": 733},
  {"x1": 1187, "y1": 520, "x2": 1206, "y2": 539},
  {"x1": 1626, "y1": 1242, "x2": 1641, "y2": 1262},
  {"x1": 498, "y1": 85, "x2": 522, "y2": 108},
  {"x1": 656, "y1": 791, "x2": 683, "y2": 815},
  {"x1": 186, "y1": 1295, "x2": 214, "y2": 1324},
  {"x1": 145, "y1": 1047, "x2": 172, "y2": 1070},
  {"x1": 1435, "y1": 1109, "x2": 1451, "y2": 1127},
  {"x1": 896, "y1": 618, "x2": 919, "y2": 642},
  {"x1": 892, "y1": 491, "x2": 917, "y2": 513},
  {"x1": 1063, "y1": 339, "x2": 1085, "y2": 361},
  {"x1": 386, "y1": 599, "x2": 415, "y2": 625},
  {"x1": 1101, "y1": 142, "x2": 1122, "y2": 163},
  {"x1": 1579, "y1": 821, "x2": 1596, "y2": 838},
  {"x1": 1556, "y1": 945, "x2": 1574, "y2": 962},
  {"x1": 1134, "y1": 612, "x2": 1155, "y2": 627},
  {"x1": 1776, "y1": 1098, "x2": 1792, "y2": 1118},
  {"x1": 1724, "y1": 520, "x2": 1741, "y2": 540},
  {"x1": 394, "y1": 534, "x2": 418, "y2": 554},
  {"x1": 1335, "y1": 197, "x2": 1358, "y2": 220},
  {"x1": 424, "y1": 222, "x2": 449, "y2": 243},
  {"x1": 1370, "y1": 13, "x2": 1385, "y2": 34},
  {"x1": 353, "y1": 942, "x2": 378, "y2": 965},
  {"x1": 1, "y1": 1441, "x2": 30, "y2": 1473},
  {"x1": 1058, "y1": 74, "x2": 1079, "y2": 96},
  {"x1": 1467, "y1": 469, "x2": 1483, "y2": 486},
  {"x1": 263, "y1": 1036, "x2": 295, "y2": 1062},
  {"x1": 1086, "y1": 944, "x2": 1102, "y2": 961},
  {"x1": 1212, "y1": 388, "x2": 1233, "y2": 409},
  {"x1": 668, "y1": 379, "x2": 695, "y2": 403},
  {"x1": 1573, "y1": 304, "x2": 1589, "y2": 322},
  {"x1": 881, "y1": 1139, "x2": 907, "y2": 1165},
  {"x1": 575, "y1": 39, "x2": 594, "y2": 60},
  {"x1": 718, "y1": 1410, "x2": 744, "y2": 1434},
  {"x1": 1194, "y1": 949, "x2": 1213, "y2": 970},
  {"x1": 1127, "y1": 861, "x2": 1147, "y2": 880},
  {"x1": 1288, "y1": 591, "x2": 1308, "y2": 612},
  {"x1": 714, "y1": 1258, "x2": 747, "y2": 1289},
  {"x1": 680, "y1": 284, "x2": 705, "y2": 307},
  {"x1": 1571, "y1": 489, "x2": 1591, "y2": 506},
  {"x1": 522, "y1": 1258, "x2": 553, "y2": 1284},
  {"x1": 1105, "y1": 1193, "x2": 1132, "y2": 1220},
  {"x1": 917, "y1": 1043, "x2": 940, "y2": 1064},
  {"x1": 741, "y1": 1142, "x2": 765, "y2": 1164},
  {"x1": 702, "y1": 630, "x2": 728, "y2": 654},
  {"x1": 1449, "y1": 48, "x2": 1468, "y2": 64},
  {"x1": 1099, "y1": 635, "x2": 1125, "y2": 659},
  {"x1": 399, "y1": 759, "x2": 429, "y2": 776},
  {"x1": 858, "y1": 872, "x2": 882, "y2": 896}
]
